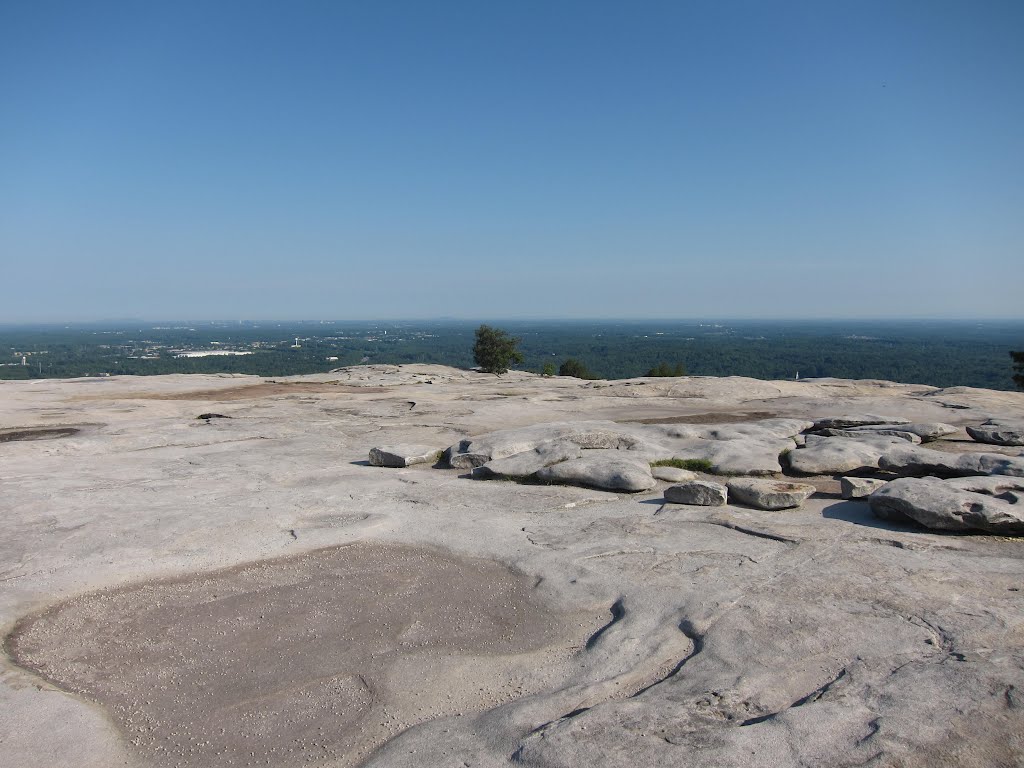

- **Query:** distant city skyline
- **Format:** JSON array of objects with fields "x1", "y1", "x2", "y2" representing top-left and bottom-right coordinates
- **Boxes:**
[{"x1": 2, "y1": 1, "x2": 1022, "y2": 322}]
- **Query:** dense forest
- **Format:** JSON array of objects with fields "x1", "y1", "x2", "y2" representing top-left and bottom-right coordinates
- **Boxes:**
[{"x1": 0, "y1": 319, "x2": 1022, "y2": 390}]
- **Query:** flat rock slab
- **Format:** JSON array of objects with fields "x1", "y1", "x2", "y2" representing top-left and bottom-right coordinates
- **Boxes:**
[
  {"x1": 841, "y1": 476, "x2": 889, "y2": 499},
  {"x1": 665, "y1": 437, "x2": 795, "y2": 476},
  {"x1": 812, "y1": 427, "x2": 922, "y2": 443},
  {"x1": 448, "y1": 420, "x2": 803, "y2": 476},
  {"x1": 879, "y1": 446, "x2": 1024, "y2": 478},
  {"x1": 664, "y1": 480, "x2": 728, "y2": 506},
  {"x1": 472, "y1": 440, "x2": 582, "y2": 480},
  {"x1": 946, "y1": 475, "x2": 1024, "y2": 499},
  {"x1": 812, "y1": 414, "x2": 911, "y2": 429},
  {"x1": 447, "y1": 421, "x2": 661, "y2": 469},
  {"x1": 369, "y1": 445, "x2": 438, "y2": 467},
  {"x1": 870, "y1": 476, "x2": 1024, "y2": 535},
  {"x1": 726, "y1": 478, "x2": 816, "y2": 510},
  {"x1": 535, "y1": 454, "x2": 656, "y2": 492},
  {"x1": 842, "y1": 422, "x2": 957, "y2": 442},
  {"x1": 967, "y1": 419, "x2": 1024, "y2": 447},
  {"x1": 787, "y1": 434, "x2": 910, "y2": 475},
  {"x1": 651, "y1": 466, "x2": 698, "y2": 483}
]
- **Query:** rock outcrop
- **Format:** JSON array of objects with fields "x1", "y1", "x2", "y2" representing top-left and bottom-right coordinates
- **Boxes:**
[{"x1": 5, "y1": 365, "x2": 1024, "y2": 768}]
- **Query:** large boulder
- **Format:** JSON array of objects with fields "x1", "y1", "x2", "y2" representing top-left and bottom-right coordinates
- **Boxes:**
[
  {"x1": 966, "y1": 419, "x2": 1024, "y2": 447},
  {"x1": 472, "y1": 440, "x2": 582, "y2": 480},
  {"x1": 879, "y1": 446, "x2": 1024, "y2": 478},
  {"x1": 369, "y1": 445, "x2": 438, "y2": 468},
  {"x1": 535, "y1": 454, "x2": 656, "y2": 492},
  {"x1": 664, "y1": 480, "x2": 728, "y2": 506},
  {"x1": 786, "y1": 434, "x2": 910, "y2": 475},
  {"x1": 869, "y1": 476, "x2": 1024, "y2": 535},
  {"x1": 726, "y1": 478, "x2": 816, "y2": 510}
]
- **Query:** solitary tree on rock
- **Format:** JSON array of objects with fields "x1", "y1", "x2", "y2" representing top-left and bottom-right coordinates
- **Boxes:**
[{"x1": 473, "y1": 325, "x2": 523, "y2": 375}]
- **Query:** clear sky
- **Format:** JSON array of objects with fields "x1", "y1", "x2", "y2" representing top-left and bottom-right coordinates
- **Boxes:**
[{"x1": 2, "y1": 0, "x2": 1022, "y2": 321}]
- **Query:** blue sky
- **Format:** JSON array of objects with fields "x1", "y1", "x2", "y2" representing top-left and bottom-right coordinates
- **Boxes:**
[{"x1": 2, "y1": 0, "x2": 1022, "y2": 321}]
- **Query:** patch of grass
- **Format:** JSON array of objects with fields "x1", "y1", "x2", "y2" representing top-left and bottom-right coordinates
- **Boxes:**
[{"x1": 651, "y1": 458, "x2": 714, "y2": 472}]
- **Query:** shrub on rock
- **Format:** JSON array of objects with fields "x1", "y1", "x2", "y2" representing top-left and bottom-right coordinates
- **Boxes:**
[
  {"x1": 473, "y1": 325, "x2": 523, "y2": 375},
  {"x1": 558, "y1": 358, "x2": 597, "y2": 379}
]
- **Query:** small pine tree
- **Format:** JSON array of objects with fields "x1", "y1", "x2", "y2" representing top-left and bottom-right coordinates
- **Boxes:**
[
  {"x1": 1012, "y1": 350, "x2": 1024, "y2": 390},
  {"x1": 541, "y1": 362, "x2": 556, "y2": 377},
  {"x1": 645, "y1": 362, "x2": 686, "y2": 377},
  {"x1": 473, "y1": 325, "x2": 523, "y2": 375},
  {"x1": 559, "y1": 358, "x2": 596, "y2": 379}
]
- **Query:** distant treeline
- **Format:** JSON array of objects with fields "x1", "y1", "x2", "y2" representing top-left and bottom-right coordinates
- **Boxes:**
[{"x1": 0, "y1": 319, "x2": 1021, "y2": 390}]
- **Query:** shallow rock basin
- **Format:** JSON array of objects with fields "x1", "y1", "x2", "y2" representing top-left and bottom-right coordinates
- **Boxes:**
[{"x1": 7, "y1": 542, "x2": 589, "y2": 768}]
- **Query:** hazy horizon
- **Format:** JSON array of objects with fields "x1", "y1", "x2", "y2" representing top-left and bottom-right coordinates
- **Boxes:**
[
  {"x1": 3, "y1": 2, "x2": 1022, "y2": 323},
  {"x1": 4, "y1": 316, "x2": 1024, "y2": 328}
]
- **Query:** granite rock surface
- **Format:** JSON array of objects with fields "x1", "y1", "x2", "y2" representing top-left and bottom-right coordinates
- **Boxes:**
[{"x1": 2, "y1": 365, "x2": 1024, "y2": 768}]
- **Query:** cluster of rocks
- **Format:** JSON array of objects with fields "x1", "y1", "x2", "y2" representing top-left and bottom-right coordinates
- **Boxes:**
[
  {"x1": 368, "y1": 413, "x2": 1024, "y2": 534},
  {"x1": 664, "y1": 478, "x2": 816, "y2": 510}
]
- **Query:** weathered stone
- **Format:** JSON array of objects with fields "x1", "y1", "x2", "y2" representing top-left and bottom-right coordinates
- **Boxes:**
[
  {"x1": 535, "y1": 454, "x2": 656, "y2": 492},
  {"x1": 447, "y1": 421, "x2": 664, "y2": 469},
  {"x1": 446, "y1": 419, "x2": 810, "y2": 476},
  {"x1": 472, "y1": 441, "x2": 582, "y2": 480},
  {"x1": 787, "y1": 435, "x2": 909, "y2": 475},
  {"x1": 664, "y1": 480, "x2": 728, "y2": 506},
  {"x1": 945, "y1": 475, "x2": 1024, "y2": 500},
  {"x1": 879, "y1": 446, "x2": 1024, "y2": 478},
  {"x1": 840, "y1": 476, "x2": 888, "y2": 499},
  {"x1": 966, "y1": 419, "x2": 1024, "y2": 447},
  {"x1": 813, "y1": 428, "x2": 921, "y2": 443},
  {"x1": 812, "y1": 414, "x2": 911, "y2": 430},
  {"x1": 651, "y1": 465, "x2": 698, "y2": 483},
  {"x1": 726, "y1": 478, "x2": 816, "y2": 510},
  {"x1": 843, "y1": 422, "x2": 958, "y2": 442},
  {"x1": 369, "y1": 445, "x2": 438, "y2": 468},
  {"x1": 869, "y1": 477, "x2": 1024, "y2": 535}
]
